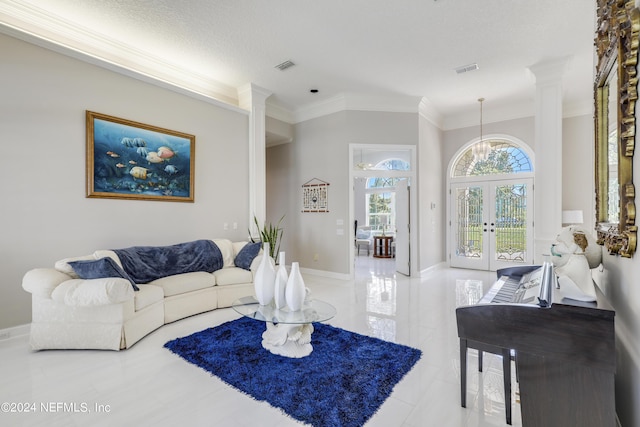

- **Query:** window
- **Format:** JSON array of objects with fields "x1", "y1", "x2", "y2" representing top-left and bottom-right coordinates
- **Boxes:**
[
  {"x1": 453, "y1": 140, "x2": 532, "y2": 177},
  {"x1": 364, "y1": 159, "x2": 409, "y2": 232}
]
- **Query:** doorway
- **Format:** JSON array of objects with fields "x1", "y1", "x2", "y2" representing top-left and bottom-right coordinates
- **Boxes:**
[
  {"x1": 350, "y1": 144, "x2": 417, "y2": 278},
  {"x1": 447, "y1": 136, "x2": 535, "y2": 271}
]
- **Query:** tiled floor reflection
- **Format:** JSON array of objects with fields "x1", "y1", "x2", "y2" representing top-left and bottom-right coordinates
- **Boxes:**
[{"x1": 0, "y1": 258, "x2": 521, "y2": 426}]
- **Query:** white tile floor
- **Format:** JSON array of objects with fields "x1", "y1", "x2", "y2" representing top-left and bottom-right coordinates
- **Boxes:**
[{"x1": 0, "y1": 257, "x2": 521, "y2": 427}]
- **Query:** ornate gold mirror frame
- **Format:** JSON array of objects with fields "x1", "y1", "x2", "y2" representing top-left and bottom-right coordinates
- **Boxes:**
[{"x1": 595, "y1": 0, "x2": 640, "y2": 257}]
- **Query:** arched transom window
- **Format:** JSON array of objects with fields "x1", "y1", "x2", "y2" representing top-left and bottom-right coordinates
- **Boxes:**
[{"x1": 453, "y1": 139, "x2": 533, "y2": 177}]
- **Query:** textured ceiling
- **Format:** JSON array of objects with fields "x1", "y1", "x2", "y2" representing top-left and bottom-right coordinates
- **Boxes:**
[{"x1": 1, "y1": 0, "x2": 596, "y2": 126}]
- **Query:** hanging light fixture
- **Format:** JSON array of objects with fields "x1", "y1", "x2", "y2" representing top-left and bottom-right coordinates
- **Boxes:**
[
  {"x1": 472, "y1": 97, "x2": 491, "y2": 162},
  {"x1": 356, "y1": 149, "x2": 373, "y2": 170}
]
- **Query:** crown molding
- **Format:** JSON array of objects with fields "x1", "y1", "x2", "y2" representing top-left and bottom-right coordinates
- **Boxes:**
[
  {"x1": 443, "y1": 101, "x2": 535, "y2": 130},
  {"x1": 266, "y1": 102, "x2": 296, "y2": 124},
  {"x1": 0, "y1": 0, "x2": 241, "y2": 110},
  {"x1": 289, "y1": 93, "x2": 421, "y2": 124},
  {"x1": 418, "y1": 97, "x2": 444, "y2": 128}
]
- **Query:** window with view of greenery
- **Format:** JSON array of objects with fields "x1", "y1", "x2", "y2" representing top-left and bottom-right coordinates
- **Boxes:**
[
  {"x1": 453, "y1": 140, "x2": 532, "y2": 177},
  {"x1": 365, "y1": 159, "x2": 409, "y2": 232}
]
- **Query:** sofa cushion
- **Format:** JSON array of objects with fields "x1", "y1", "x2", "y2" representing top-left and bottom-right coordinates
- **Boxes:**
[
  {"x1": 234, "y1": 242, "x2": 261, "y2": 270},
  {"x1": 69, "y1": 258, "x2": 139, "y2": 291},
  {"x1": 150, "y1": 272, "x2": 215, "y2": 297},
  {"x1": 51, "y1": 278, "x2": 135, "y2": 306},
  {"x1": 214, "y1": 267, "x2": 253, "y2": 286},
  {"x1": 134, "y1": 284, "x2": 164, "y2": 311}
]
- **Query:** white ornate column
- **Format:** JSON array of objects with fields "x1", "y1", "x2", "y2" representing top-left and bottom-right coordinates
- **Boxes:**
[
  {"x1": 528, "y1": 58, "x2": 568, "y2": 263},
  {"x1": 238, "y1": 83, "x2": 272, "y2": 234}
]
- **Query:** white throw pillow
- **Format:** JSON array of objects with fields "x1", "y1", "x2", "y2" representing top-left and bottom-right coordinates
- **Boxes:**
[{"x1": 213, "y1": 239, "x2": 234, "y2": 268}]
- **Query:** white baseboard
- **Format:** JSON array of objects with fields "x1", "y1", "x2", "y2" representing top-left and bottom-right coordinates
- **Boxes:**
[
  {"x1": 299, "y1": 267, "x2": 351, "y2": 281},
  {"x1": 419, "y1": 261, "x2": 446, "y2": 277},
  {"x1": 0, "y1": 323, "x2": 30, "y2": 341}
]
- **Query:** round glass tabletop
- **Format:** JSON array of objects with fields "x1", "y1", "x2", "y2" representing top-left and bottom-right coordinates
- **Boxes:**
[{"x1": 231, "y1": 296, "x2": 336, "y2": 324}]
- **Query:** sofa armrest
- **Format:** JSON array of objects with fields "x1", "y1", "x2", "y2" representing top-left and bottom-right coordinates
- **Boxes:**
[
  {"x1": 51, "y1": 278, "x2": 135, "y2": 307},
  {"x1": 22, "y1": 268, "x2": 72, "y2": 299}
]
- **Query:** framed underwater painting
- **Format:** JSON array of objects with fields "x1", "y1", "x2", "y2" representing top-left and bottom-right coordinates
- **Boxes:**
[{"x1": 86, "y1": 111, "x2": 195, "y2": 202}]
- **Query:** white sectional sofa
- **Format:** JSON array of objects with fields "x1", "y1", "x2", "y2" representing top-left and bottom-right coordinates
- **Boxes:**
[{"x1": 21, "y1": 239, "x2": 262, "y2": 351}]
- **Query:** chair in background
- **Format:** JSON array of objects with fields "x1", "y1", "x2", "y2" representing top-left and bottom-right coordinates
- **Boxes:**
[{"x1": 355, "y1": 226, "x2": 372, "y2": 256}]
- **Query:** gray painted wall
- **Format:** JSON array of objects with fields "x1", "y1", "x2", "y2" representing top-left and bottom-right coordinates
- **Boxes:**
[
  {"x1": 267, "y1": 110, "x2": 419, "y2": 275},
  {"x1": 418, "y1": 114, "x2": 445, "y2": 271},
  {"x1": 1, "y1": 33, "x2": 250, "y2": 329}
]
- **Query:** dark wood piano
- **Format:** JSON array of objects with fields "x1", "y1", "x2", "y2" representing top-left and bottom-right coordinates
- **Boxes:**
[{"x1": 456, "y1": 265, "x2": 616, "y2": 427}]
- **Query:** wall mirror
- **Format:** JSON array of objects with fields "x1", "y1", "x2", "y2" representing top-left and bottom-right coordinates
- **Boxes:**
[{"x1": 594, "y1": 0, "x2": 640, "y2": 257}]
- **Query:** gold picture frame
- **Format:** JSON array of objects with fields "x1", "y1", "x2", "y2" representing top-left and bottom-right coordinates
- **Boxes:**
[
  {"x1": 86, "y1": 111, "x2": 195, "y2": 202},
  {"x1": 594, "y1": 0, "x2": 640, "y2": 257}
]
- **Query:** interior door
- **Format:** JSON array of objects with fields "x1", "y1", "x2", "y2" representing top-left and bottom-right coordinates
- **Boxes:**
[
  {"x1": 450, "y1": 178, "x2": 533, "y2": 271},
  {"x1": 395, "y1": 178, "x2": 410, "y2": 275}
]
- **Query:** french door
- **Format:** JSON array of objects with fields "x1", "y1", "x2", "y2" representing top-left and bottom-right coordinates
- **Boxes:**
[{"x1": 450, "y1": 178, "x2": 533, "y2": 271}]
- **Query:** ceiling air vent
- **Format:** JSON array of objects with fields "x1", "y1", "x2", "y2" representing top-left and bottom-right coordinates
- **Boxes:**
[
  {"x1": 275, "y1": 60, "x2": 296, "y2": 71},
  {"x1": 455, "y1": 63, "x2": 479, "y2": 74}
]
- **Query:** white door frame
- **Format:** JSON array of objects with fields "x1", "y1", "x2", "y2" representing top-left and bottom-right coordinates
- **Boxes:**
[
  {"x1": 395, "y1": 178, "x2": 411, "y2": 275},
  {"x1": 349, "y1": 144, "x2": 418, "y2": 278},
  {"x1": 446, "y1": 134, "x2": 535, "y2": 270}
]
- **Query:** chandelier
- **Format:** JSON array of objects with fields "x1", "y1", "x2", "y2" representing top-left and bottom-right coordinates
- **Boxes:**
[{"x1": 472, "y1": 97, "x2": 491, "y2": 162}]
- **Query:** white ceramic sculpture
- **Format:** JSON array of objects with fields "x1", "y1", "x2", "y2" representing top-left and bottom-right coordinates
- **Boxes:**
[
  {"x1": 254, "y1": 242, "x2": 276, "y2": 305},
  {"x1": 550, "y1": 226, "x2": 601, "y2": 302},
  {"x1": 274, "y1": 251, "x2": 288, "y2": 309},
  {"x1": 285, "y1": 262, "x2": 306, "y2": 311}
]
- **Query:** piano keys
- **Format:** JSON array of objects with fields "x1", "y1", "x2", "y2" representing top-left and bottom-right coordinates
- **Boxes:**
[{"x1": 456, "y1": 265, "x2": 616, "y2": 427}]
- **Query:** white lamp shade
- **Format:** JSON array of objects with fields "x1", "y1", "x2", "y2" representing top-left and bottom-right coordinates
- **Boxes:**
[{"x1": 562, "y1": 210, "x2": 584, "y2": 225}]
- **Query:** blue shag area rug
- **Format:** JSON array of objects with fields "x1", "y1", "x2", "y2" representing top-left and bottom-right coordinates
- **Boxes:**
[{"x1": 164, "y1": 316, "x2": 422, "y2": 427}]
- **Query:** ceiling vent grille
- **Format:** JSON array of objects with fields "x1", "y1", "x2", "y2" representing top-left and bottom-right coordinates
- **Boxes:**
[
  {"x1": 455, "y1": 63, "x2": 479, "y2": 74},
  {"x1": 275, "y1": 60, "x2": 296, "y2": 71}
]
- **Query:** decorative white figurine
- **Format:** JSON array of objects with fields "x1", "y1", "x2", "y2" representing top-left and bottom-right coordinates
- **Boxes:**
[{"x1": 550, "y1": 226, "x2": 602, "y2": 302}]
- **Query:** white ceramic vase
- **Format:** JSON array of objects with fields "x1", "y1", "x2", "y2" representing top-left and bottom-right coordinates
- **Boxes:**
[
  {"x1": 274, "y1": 251, "x2": 288, "y2": 309},
  {"x1": 254, "y1": 242, "x2": 275, "y2": 305},
  {"x1": 285, "y1": 262, "x2": 306, "y2": 311}
]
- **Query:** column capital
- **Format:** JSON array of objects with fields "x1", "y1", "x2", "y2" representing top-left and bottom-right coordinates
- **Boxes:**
[
  {"x1": 528, "y1": 57, "x2": 569, "y2": 85},
  {"x1": 238, "y1": 83, "x2": 272, "y2": 110}
]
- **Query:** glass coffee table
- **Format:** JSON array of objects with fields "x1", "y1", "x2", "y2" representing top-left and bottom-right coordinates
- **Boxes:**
[{"x1": 232, "y1": 296, "x2": 337, "y2": 358}]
